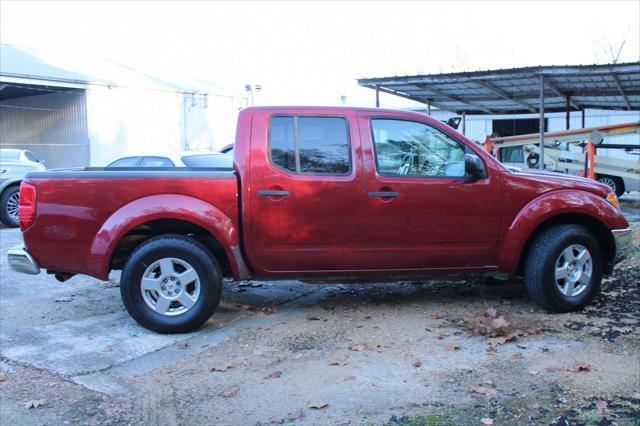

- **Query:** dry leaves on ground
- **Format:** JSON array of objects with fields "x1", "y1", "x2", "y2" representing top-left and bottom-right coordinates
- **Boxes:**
[
  {"x1": 456, "y1": 308, "x2": 544, "y2": 348},
  {"x1": 308, "y1": 402, "x2": 329, "y2": 409},
  {"x1": 595, "y1": 400, "x2": 608, "y2": 412},
  {"x1": 481, "y1": 418, "x2": 495, "y2": 425},
  {"x1": 328, "y1": 357, "x2": 349, "y2": 366},
  {"x1": 177, "y1": 342, "x2": 191, "y2": 349},
  {"x1": 210, "y1": 362, "x2": 233, "y2": 372},
  {"x1": 470, "y1": 385, "x2": 497, "y2": 398},
  {"x1": 412, "y1": 360, "x2": 423, "y2": 368},
  {"x1": 0, "y1": 372, "x2": 6, "y2": 382},
  {"x1": 266, "y1": 371, "x2": 282, "y2": 379},
  {"x1": 24, "y1": 400, "x2": 47, "y2": 409},
  {"x1": 444, "y1": 342, "x2": 461, "y2": 351},
  {"x1": 288, "y1": 409, "x2": 305, "y2": 420},
  {"x1": 566, "y1": 362, "x2": 591, "y2": 372},
  {"x1": 222, "y1": 390, "x2": 237, "y2": 398}
]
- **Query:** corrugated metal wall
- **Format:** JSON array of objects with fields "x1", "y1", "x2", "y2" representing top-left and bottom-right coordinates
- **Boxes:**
[{"x1": 0, "y1": 91, "x2": 89, "y2": 168}]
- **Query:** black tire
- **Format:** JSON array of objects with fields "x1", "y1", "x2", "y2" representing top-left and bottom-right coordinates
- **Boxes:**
[
  {"x1": 523, "y1": 224, "x2": 603, "y2": 313},
  {"x1": 0, "y1": 186, "x2": 20, "y2": 228},
  {"x1": 120, "y1": 235, "x2": 222, "y2": 333},
  {"x1": 596, "y1": 175, "x2": 625, "y2": 198}
]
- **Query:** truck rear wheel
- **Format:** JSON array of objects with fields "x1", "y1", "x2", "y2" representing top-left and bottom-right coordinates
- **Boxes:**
[
  {"x1": 120, "y1": 235, "x2": 222, "y2": 333},
  {"x1": 523, "y1": 224, "x2": 602, "y2": 313}
]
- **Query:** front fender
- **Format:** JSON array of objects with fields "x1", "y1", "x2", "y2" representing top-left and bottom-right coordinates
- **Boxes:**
[
  {"x1": 88, "y1": 194, "x2": 242, "y2": 279},
  {"x1": 496, "y1": 189, "x2": 628, "y2": 273}
]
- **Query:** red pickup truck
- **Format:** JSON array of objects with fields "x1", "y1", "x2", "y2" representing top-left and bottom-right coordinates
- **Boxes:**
[{"x1": 8, "y1": 107, "x2": 633, "y2": 333}]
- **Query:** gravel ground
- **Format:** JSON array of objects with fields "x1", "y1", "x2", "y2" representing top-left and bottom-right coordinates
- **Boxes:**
[{"x1": 0, "y1": 197, "x2": 638, "y2": 425}]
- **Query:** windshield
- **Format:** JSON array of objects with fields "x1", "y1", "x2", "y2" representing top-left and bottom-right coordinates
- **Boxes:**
[
  {"x1": 181, "y1": 154, "x2": 233, "y2": 168},
  {"x1": 0, "y1": 150, "x2": 21, "y2": 160}
]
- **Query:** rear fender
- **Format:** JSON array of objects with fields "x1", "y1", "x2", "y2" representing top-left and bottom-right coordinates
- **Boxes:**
[
  {"x1": 497, "y1": 189, "x2": 626, "y2": 273},
  {"x1": 88, "y1": 194, "x2": 247, "y2": 279}
]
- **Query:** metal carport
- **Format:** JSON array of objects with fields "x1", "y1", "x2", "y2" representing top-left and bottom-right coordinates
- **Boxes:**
[{"x1": 358, "y1": 62, "x2": 640, "y2": 168}]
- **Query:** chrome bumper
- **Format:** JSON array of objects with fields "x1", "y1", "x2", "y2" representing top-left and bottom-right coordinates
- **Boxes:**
[
  {"x1": 7, "y1": 245, "x2": 40, "y2": 275},
  {"x1": 612, "y1": 228, "x2": 633, "y2": 264}
]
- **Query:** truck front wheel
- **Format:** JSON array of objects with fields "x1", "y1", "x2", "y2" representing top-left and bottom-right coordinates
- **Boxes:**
[
  {"x1": 523, "y1": 224, "x2": 603, "y2": 313},
  {"x1": 120, "y1": 235, "x2": 222, "y2": 333}
]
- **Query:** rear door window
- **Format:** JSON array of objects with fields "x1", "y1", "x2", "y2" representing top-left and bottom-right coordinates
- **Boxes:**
[{"x1": 269, "y1": 116, "x2": 351, "y2": 175}]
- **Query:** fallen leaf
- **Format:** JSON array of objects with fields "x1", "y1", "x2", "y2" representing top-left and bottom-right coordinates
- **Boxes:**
[
  {"x1": 266, "y1": 371, "x2": 282, "y2": 379},
  {"x1": 287, "y1": 409, "x2": 305, "y2": 420},
  {"x1": 444, "y1": 342, "x2": 461, "y2": 351},
  {"x1": 24, "y1": 400, "x2": 47, "y2": 409},
  {"x1": 222, "y1": 390, "x2": 237, "y2": 398},
  {"x1": 431, "y1": 313, "x2": 444, "y2": 320},
  {"x1": 328, "y1": 357, "x2": 349, "y2": 366},
  {"x1": 491, "y1": 316, "x2": 510, "y2": 329},
  {"x1": 412, "y1": 360, "x2": 423, "y2": 368},
  {"x1": 348, "y1": 344, "x2": 365, "y2": 352},
  {"x1": 344, "y1": 374, "x2": 356, "y2": 381},
  {"x1": 0, "y1": 372, "x2": 6, "y2": 382},
  {"x1": 484, "y1": 308, "x2": 498, "y2": 318},
  {"x1": 529, "y1": 370, "x2": 539, "y2": 375},
  {"x1": 259, "y1": 306, "x2": 278, "y2": 315},
  {"x1": 103, "y1": 346, "x2": 113, "y2": 352},
  {"x1": 566, "y1": 362, "x2": 590, "y2": 372},
  {"x1": 306, "y1": 315, "x2": 321, "y2": 321},
  {"x1": 612, "y1": 326, "x2": 633, "y2": 334},
  {"x1": 512, "y1": 352, "x2": 524, "y2": 360},
  {"x1": 365, "y1": 342, "x2": 381, "y2": 350},
  {"x1": 210, "y1": 362, "x2": 233, "y2": 372},
  {"x1": 470, "y1": 385, "x2": 497, "y2": 398},
  {"x1": 308, "y1": 402, "x2": 329, "y2": 409},
  {"x1": 595, "y1": 400, "x2": 608, "y2": 412},
  {"x1": 425, "y1": 327, "x2": 435, "y2": 332},
  {"x1": 55, "y1": 297, "x2": 73, "y2": 303},
  {"x1": 481, "y1": 418, "x2": 495, "y2": 425},
  {"x1": 177, "y1": 342, "x2": 191, "y2": 350}
]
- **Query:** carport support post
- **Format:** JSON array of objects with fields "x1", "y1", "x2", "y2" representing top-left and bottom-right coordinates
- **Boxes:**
[
  {"x1": 462, "y1": 112, "x2": 466, "y2": 135},
  {"x1": 375, "y1": 85, "x2": 380, "y2": 108},
  {"x1": 539, "y1": 74, "x2": 545, "y2": 170},
  {"x1": 565, "y1": 95, "x2": 571, "y2": 130}
]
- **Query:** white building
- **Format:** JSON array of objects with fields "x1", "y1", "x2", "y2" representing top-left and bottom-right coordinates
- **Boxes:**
[{"x1": 0, "y1": 44, "x2": 247, "y2": 168}]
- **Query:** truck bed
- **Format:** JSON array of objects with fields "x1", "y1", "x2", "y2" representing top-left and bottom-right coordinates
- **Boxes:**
[{"x1": 22, "y1": 167, "x2": 239, "y2": 279}]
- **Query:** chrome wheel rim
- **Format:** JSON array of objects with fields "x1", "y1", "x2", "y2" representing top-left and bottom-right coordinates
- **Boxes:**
[
  {"x1": 141, "y1": 257, "x2": 200, "y2": 316},
  {"x1": 6, "y1": 192, "x2": 19, "y2": 224},
  {"x1": 555, "y1": 244, "x2": 592, "y2": 297},
  {"x1": 597, "y1": 177, "x2": 617, "y2": 193}
]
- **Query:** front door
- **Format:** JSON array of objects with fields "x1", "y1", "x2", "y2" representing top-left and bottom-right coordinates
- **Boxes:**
[
  {"x1": 248, "y1": 110, "x2": 366, "y2": 274},
  {"x1": 358, "y1": 113, "x2": 502, "y2": 270}
]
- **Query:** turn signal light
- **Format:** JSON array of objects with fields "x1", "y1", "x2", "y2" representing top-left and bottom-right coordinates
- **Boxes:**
[
  {"x1": 19, "y1": 182, "x2": 37, "y2": 230},
  {"x1": 606, "y1": 193, "x2": 620, "y2": 211}
]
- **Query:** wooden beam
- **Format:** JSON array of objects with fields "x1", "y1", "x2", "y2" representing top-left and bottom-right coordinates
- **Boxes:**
[
  {"x1": 476, "y1": 80, "x2": 536, "y2": 112},
  {"x1": 610, "y1": 73, "x2": 632, "y2": 111},
  {"x1": 544, "y1": 78, "x2": 581, "y2": 110},
  {"x1": 415, "y1": 83, "x2": 495, "y2": 114}
]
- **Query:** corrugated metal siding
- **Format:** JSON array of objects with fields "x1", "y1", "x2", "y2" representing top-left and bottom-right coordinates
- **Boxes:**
[{"x1": 0, "y1": 91, "x2": 89, "y2": 168}]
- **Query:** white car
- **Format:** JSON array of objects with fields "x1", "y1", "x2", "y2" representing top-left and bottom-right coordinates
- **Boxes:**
[
  {"x1": 0, "y1": 149, "x2": 46, "y2": 227},
  {"x1": 106, "y1": 151, "x2": 232, "y2": 168}
]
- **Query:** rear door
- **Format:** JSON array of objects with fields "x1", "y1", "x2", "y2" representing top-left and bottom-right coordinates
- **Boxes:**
[
  {"x1": 358, "y1": 112, "x2": 502, "y2": 270},
  {"x1": 247, "y1": 109, "x2": 366, "y2": 273}
]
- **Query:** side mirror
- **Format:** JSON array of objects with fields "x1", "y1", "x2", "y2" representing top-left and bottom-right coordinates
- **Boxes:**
[{"x1": 465, "y1": 154, "x2": 486, "y2": 180}]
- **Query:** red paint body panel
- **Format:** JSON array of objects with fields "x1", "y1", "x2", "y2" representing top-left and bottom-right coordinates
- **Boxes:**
[{"x1": 20, "y1": 106, "x2": 629, "y2": 282}]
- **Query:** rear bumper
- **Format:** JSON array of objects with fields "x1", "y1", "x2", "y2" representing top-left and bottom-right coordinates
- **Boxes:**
[
  {"x1": 7, "y1": 245, "x2": 40, "y2": 275},
  {"x1": 612, "y1": 228, "x2": 633, "y2": 264}
]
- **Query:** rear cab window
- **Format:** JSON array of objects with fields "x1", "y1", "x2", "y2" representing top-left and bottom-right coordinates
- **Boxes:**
[{"x1": 269, "y1": 115, "x2": 351, "y2": 175}]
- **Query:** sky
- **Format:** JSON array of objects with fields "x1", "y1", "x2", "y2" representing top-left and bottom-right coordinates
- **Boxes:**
[{"x1": 1, "y1": 0, "x2": 639, "y2": 107}]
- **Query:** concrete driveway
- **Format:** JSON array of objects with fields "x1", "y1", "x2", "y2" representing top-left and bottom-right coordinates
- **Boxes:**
[{"x1": 0, "y1": 199, "x2": 638, "y2": 425}]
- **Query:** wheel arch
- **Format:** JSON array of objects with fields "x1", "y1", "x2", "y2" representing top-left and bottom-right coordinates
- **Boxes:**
[
  {"x1": 88, "y1": 194, "x2": 250, "y2": 280},
  {"x1": 497, "y1": 190, "x2": 621, "y2": 275}
]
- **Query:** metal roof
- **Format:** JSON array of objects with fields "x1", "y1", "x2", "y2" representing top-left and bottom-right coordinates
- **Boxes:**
[
  {"x1": 358, "y1": 62, "x2": 640, "y2": 115},
  {"x1": 0, "y1": 44, "x2": 245, "y2": 97}
]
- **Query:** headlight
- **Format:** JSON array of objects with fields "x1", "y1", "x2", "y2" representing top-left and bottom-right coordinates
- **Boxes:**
[{"x1": 606, "y1": 193, "x2": 620, "y2": 210}]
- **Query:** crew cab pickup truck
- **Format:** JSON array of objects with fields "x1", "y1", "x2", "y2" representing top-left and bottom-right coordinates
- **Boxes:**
[{"x1": 8, "y1": 107, "x2": 633, "y2": 333}]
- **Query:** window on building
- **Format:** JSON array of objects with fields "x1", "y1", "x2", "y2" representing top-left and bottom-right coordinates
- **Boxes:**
[
  {"x1": 269, "y1": 116, "x2": 351, "y2": 175},
  {"x1": 492, "y1": 118, "x2": 547, "y2": 137},
  {"x1": 371, "y1": 119, "x2": 467, "y2": 177}
]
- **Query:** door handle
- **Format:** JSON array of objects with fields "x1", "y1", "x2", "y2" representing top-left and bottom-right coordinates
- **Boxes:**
[
  {"x1": 368, "y1": 191, "x2": 399, "y2": 198},
  {"x1": 257, "y1": 190, "x2": 290, "y2": 197}
]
